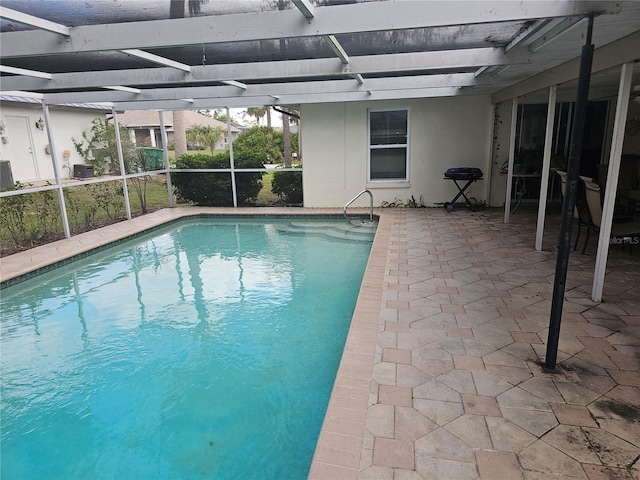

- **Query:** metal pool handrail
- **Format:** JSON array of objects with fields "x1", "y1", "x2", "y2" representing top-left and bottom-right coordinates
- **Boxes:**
[{"x1": 343, "y1": 189, "x2": 373, "y2": 223}]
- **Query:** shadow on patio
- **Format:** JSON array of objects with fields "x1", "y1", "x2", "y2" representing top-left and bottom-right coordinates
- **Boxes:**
[{"x1": 311, "y1": 206, "x2": 640, "y2": 480}]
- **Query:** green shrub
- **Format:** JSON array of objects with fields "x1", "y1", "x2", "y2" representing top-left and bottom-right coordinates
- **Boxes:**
[
  {"x1": 171, "y1": 152, "x2": 264, "y2": 206},
  {"x1": 271, "y1": 170, "x2": 303, "y2": 204},
  {"x1": 0, "y1": 184, "x2": 29, "y2": 244},
  {"x1": 86, "y1": 181, "x2": 125, "y2": 220},
  {"x1": 0, "y1": 182, "x2": 62, "y2": 245}
]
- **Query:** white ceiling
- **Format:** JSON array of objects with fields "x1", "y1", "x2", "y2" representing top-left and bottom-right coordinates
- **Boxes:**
[{"x1": 1, "y1": 1, "x2": 639, "y2": 110}]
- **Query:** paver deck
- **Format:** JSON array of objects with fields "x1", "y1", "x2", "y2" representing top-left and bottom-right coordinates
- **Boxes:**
[
  {"x1": 310, "y1": 206, "x2": 640, "y2": 480},
  {"x1": 1, "y1": 206, "x2": 638, "y2": 479}
]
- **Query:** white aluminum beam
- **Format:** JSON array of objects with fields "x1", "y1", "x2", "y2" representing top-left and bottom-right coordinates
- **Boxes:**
[
  {"x1": 122, "y1": 49, "x2": 191, "y2": 73},
  {"x1": 292, "y1": 0, "x2": 315, "y2": 20},
  {"x1": 0, "y1": 64, "x2": 52, "y2": 80},
  {"x1": 222, "y1": 80, "x2": 248, "y2": 90},
  {"x1": 492, "y1": 31, "x2": 640, "y2": 104},
  {"x1": 0, "y1": 90, "x2": 44, "y2": 99},
  {"x1": 0, "y1": 1, "x2": 617, "y2": 58},
  {"x1": 110, "y1": 86, "x2": 466, "y2": 111},
  {"x1": 324, "y1": 35, "x2": 349, "y2": 64},
  {"x1": 1, "y1": 48, "x2": 527, "y2": 93},
  {"x1": 42, "y1": 73, "x2": 480, "y2": 104},
  {"x1": 504, "y1": 19, "x2": 551, "y2": 52},
  {"x1": 104, "y1": 86, "x2": 141, "y2": 94},
  {"x1": 0, "y1": 6, "x2": 70, "y2": 36},
  {"x1": 529, "y1": 16, "x2": 586, "y2": 52}
]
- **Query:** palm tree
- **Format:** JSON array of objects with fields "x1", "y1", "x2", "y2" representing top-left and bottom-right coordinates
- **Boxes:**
[
  {"x1": 282, "y1": 108, "x2": 292, "y2": 168},
  {"x1": 173, "y1": 111, "x2": 187, "y2": 159},
  {"x1": 246, "y1": 107, "x2": 268, "y2": 126},
  {"x1": 186, "y1": 125, "x2": 225, "y2": 154},
  {"x1": 279, "y1": 107, "x2": 300, "y2": 167}
]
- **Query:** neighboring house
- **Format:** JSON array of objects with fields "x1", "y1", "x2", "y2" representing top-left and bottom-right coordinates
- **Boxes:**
[
  {"x1": 115, "y1": 110, "x2": 242, "y2": 151},
  {"x1": 0, "y1": 95, "x2": 109, "y2": 184}
]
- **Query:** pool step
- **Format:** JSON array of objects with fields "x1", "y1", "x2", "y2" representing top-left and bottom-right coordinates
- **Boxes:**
[{"x1": 276, "y1": 220, "x2": 376, "y2": 243}]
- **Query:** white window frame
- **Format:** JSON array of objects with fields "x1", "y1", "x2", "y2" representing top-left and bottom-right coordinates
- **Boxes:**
[{"x1": 367, "y1": 108, "x2": 410, "y2": 183}]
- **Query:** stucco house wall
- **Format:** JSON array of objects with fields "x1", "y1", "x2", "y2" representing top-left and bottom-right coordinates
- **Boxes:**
[
  {"x1": 301, "y1": 96, "x2": 493, "y2": 208},
  {"x1": 0, "y1": 101, "x2": 107, "y2": 183}
]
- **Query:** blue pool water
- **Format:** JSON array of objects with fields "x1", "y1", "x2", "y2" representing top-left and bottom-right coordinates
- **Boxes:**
[{"x1": 0, "y1": 217, "x2": 374, "y2": 479}]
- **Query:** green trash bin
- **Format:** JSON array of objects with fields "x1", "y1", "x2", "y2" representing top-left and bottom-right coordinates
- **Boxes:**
[{"x1": 139, "y1": 147, "x2": 164, "y2": 170}]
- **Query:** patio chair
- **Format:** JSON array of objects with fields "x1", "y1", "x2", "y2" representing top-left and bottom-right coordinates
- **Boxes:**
[
  {"x1": 582, "y1": 178, "x2": 640, "y2": 254},
  {"x1": 556, "y1": 171, "x2": 591, "y2": 252}
]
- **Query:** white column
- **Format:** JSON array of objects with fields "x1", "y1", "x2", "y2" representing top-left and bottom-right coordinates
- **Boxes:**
[
  {"x1": 42, "y1": 102, "x2": 71, "y2": 238},
  {"x1": 535, "y1": 85, "x2": 557, "y2": 251},
  {"x1": 149, "y1": 128, "x2": 157, "y2": 147},
  {"x1": 227, "y1": 107, "x2": 238, "y2": 207},
  {"x1": 158, "y1": 110, "x2": 174, "y2": 207},
  {"x1": 112, "y1": 108, "x2": 132, "y2": 220},
  {"x1": 503, "y1": 97, "x2": 518, "y2": 224},
  {"x1": 592, "y1": 62, "x2": 633, "y2": 302}
]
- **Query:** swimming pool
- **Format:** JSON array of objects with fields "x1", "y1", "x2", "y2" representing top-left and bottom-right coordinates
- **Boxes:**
[{"x1": 0, "y1": 217, "x2": 374, "y2": 479}]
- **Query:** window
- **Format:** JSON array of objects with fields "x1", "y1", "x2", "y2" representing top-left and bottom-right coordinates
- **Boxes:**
[{"x1": 368, "y1": 109, "x2": 409, "y2": 182}]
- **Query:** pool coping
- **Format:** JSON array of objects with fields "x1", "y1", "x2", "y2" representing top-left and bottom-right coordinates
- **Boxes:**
[
  {"x1": 0, "y1": 206, "x2": 386, "y2": 478},
  {"x1": 0, "y1": 206, "x2": 377, "y2": 287},
  {"x1": 309, "y1": 210, "x2": 390, "y2": 478}
]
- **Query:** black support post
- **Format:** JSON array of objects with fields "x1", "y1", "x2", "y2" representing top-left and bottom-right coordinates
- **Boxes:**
[{"x1": 545, "y1": 15, "x2": 595, "y2": 372}]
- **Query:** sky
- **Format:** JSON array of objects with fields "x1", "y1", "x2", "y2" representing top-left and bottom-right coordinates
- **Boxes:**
[{"x1": 200, "y1": 108, "x2": 284, "y2": 127}]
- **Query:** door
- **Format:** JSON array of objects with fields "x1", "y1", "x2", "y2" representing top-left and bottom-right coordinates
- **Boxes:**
[{"x1": 5, "y1": 115, "x2": 39, "y2": 181}]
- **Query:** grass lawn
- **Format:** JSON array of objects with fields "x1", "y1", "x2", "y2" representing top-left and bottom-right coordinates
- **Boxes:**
[{"x1": 257, "y1": 171, "x2": 280, "y2": 205}]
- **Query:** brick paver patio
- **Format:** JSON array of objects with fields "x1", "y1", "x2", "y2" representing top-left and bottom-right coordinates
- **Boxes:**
[{"x1": 310, "y1": 206, "x2": 639, "y2": 480}]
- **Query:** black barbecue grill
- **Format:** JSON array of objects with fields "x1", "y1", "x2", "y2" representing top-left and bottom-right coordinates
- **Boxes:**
[{"x1": 443, "y1": 167, "x2": 483, "y2": 212}]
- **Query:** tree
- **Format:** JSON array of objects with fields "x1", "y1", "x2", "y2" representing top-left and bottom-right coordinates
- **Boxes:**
[
  {"x1": 72, "y1": 118, "x2": 136, "y2": 175},
  {"x1": 72, "y1": 118, "x2": 153, "y2": 213},
  {"x1": 173, "y1": 111, "x2": 187, "y2": 159},
  {"x1": 273, "y1": 130, "x2": 298, "y2": 160},
  {"x1": 246, "y1": 107, "x2": 268, "y2": 126},
  {"x1": 128, "y1": 150, "x2": 155, "y2": 214},
  {"x1": 186, "y1": 124, "x2": 225, "y2": 154},
  {"x1": 266, "y1": 108, "x2": 272, "y2": 128},
  {"x1": 277, "y1": 107, "x2": 300, "y2": 167},
  {"x1": 282, "y1": 107, "x2": 292, "y2": 167},
  {"x1": 233, "y1": 126, "x2": 282, "y2": 165}
]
